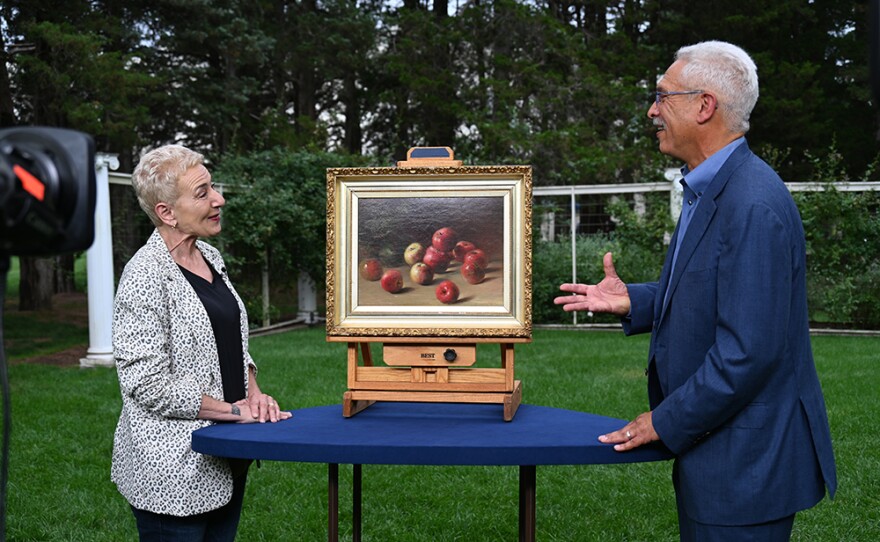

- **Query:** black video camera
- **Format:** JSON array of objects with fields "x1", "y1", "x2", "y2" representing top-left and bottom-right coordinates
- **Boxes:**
[{"x1": 0, "y1": 127, "x2": 96, "y2": 256}]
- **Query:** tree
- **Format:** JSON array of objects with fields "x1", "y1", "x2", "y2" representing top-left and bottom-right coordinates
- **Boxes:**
[
  {"x1": 135, "y1": 0, "x2": 276, "y2": 154},
  {"x1": 2, "y1": 0, "x2": 157, "y2": 309},
  {"x1": 452, "y1": 0, "x2": 662, "y2": 184},
  {"x1": 212, "y1": 149, "x2": 372, "y2": 325},
  {"x1": 639, "y1": 0, "x2": 877, "y2": 180}
]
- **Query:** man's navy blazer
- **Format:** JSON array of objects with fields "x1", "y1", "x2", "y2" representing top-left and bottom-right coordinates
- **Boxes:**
[{"x1": 624, "y1": 141, "x2": 837, "y2": 525}]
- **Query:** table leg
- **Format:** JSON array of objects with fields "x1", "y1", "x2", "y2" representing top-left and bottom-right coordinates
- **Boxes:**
[
  {"x1": 519, "y1": 465, "x2": 536, "y2": 542},
  {"x1": 353, "y1": 464, "x2": 362, "y2": 542},
  {"x1": 328, "y1": 463, "x2": 338, "y2": 542}
]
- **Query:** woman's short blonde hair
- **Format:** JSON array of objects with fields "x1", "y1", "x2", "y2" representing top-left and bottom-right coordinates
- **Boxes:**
[{"x1": 131, "y1": 145, "x2": 205, "y2": 226}]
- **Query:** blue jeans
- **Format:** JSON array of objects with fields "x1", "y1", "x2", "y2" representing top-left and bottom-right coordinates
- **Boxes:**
[{"x1": 131, "y1": 471, "x2": 248, "y2": 542}]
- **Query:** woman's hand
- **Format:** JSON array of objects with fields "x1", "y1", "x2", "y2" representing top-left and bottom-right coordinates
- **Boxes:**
[
  {"x1": 241, "y1": 394, "x2": 292, "y2": 423},
  {"x1": 243, "y1": 367, "x2": 292, "y2": 423}
]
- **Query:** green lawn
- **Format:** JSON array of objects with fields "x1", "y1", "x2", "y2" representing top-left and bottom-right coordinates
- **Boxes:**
[
  {"x1": 2, "y1": 256, "x2": 90, "y2": 361},
  {"x1": 4, "y1": 328, "x2": 878, "y2": 541}
]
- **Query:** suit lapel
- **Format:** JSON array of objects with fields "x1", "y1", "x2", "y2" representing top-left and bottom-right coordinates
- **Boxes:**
[
  {"x1": 658, "y1": 143, "x2": 753, "y2": 323},
  {"x1": 660, "y1": 198, "x2": 717, "y2": 320}
]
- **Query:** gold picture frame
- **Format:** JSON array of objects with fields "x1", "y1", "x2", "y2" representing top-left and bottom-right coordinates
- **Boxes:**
[{"x1": 326, "y1": 165, "x2": 532, "y2": 338}]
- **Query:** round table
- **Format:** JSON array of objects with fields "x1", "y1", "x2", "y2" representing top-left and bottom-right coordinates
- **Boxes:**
[{"x1": 192, "y1": 402, "x2": 672, "y2": 541}]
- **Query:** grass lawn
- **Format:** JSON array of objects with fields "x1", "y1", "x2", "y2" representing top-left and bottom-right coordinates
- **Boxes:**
[
  {"x1": 2, "y1": 256, "x2": 90, "y2": 362},
  {"x1": 3, "y1": 327, "x2": 878, "y2": 540}
]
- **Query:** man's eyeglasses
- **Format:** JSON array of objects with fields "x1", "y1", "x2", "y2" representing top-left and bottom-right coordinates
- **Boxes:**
[{"x1": 653, "y1": 90, "x2": 703, "y2": 105}]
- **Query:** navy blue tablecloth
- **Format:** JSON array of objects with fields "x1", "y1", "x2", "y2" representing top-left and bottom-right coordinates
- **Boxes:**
[{"x1": 192, "y1": 402, "x2": 673, "y2": 467}]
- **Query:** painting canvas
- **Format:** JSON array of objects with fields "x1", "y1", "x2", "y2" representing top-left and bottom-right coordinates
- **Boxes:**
[{"x1": 326, "y1": 165, "x2": 532, "y2": 338}]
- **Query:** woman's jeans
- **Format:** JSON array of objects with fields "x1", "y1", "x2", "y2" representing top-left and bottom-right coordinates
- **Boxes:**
[{"x1": 131, "y1": 471, "x2": 248, "y2": 542}]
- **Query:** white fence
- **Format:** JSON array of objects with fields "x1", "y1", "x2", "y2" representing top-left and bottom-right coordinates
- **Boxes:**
[{"x1": 533, "y1": 172, "x2": 880, "y2": 325}]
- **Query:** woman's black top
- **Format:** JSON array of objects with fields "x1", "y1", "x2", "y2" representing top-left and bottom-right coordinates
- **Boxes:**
[{"x1": 178, "y1": 262, "x2": 246, "y2": 403}]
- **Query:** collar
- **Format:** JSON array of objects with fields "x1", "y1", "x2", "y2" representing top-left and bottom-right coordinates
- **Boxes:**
[
  {"x1": 679, "y1": 137, "x2": 746, "y2": 198},
  {"x1": 145, "y1": 229, "x2": 225, "y2": 277}
]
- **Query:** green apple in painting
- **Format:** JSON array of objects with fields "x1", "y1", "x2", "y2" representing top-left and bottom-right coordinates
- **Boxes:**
[
  {"x1": 404, "y1": 242, "x2": 426, "y2": 266},
  {"x1": 410, "y1": 262, "x2": 434, "y2": 285}
]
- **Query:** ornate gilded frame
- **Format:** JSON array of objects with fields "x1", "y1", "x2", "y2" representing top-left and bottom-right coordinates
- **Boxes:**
[{"x1": 326, "y1": 165, "x2": 532, "y2": 338}]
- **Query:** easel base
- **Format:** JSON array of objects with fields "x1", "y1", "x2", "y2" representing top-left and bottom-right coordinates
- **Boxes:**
[{"x1": 343, "y1": 380, "x2": 522, "y2": 421}]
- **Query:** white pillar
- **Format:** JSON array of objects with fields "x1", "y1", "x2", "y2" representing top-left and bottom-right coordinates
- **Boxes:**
[
  {"x1": 297, "y1": 270, "x2": 318, "y2": 323},
  {"x1": 80, "y1": 153, "x2": 118, "y2": 368}
]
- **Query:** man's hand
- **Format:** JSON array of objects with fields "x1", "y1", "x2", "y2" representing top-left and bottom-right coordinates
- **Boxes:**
[
  {"x1": 598, "y1": 411, "x2": 659, "y2": 452},
  {"x1": 554, "y1": 252, "x2": 631, "y2": 316}
]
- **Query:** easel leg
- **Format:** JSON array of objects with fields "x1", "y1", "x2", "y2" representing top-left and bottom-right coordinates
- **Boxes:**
[
  {"x1": 344, "y1": 344, "x2": 376, "y2": 417},
  {"x1": 504, "y1": 380, "x2": 523, "y2": 422},
  {"x1": 519, "y1": 465, "x2": 536, "y2": 542},
  {"x1": 343, "y1": 392, "x2": 375, "y2": 417}
]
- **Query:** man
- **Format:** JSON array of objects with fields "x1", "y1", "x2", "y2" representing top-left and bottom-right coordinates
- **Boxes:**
[{"x1": 555, "y1": 41, "x2": 836, "y2": 541}]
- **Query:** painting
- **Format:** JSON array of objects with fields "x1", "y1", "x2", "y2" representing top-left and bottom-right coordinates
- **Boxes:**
[{"x1": 326, "y1": 165, "x2": 532, "y2": 338}]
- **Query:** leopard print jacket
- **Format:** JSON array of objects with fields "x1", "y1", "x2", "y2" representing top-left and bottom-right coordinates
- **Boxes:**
[{"x1": 111, "y1": 229, "x2": 256, "y2": 516}]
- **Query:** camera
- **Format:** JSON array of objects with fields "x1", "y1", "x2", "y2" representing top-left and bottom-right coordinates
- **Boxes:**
[{"x1": 0, "y1": 126, "x2": 96, "y2": 256}]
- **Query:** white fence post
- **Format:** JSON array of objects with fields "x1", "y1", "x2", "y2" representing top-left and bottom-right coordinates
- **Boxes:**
[
  {"x1": 570, "y1": 187, "x2": 578, "y2": 325},
  {"x1": 297, "y1": 270, "x2": 317, "y2": 323},
  {"x1": 665, "y1": 168, "x2": 683, "y2": 222}
]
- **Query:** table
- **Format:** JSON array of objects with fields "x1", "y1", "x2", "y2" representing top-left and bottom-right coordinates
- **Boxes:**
[{"x1": 192, "y1": 402, "x2": 672, "y2": 541}]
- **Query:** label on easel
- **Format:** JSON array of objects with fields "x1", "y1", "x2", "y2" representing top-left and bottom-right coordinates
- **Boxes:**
[{"x1": 383, "y1": 343, "x2": 477, "y2": 367}]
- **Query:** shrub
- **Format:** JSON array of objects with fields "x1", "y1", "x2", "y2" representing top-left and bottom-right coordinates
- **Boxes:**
[
  {"x1": 792, "y1": 143, "x2": 880, "y2": 329},
  {"x1": 533, "y1": 191, "x2": 671, "y2": 325},
  {"x1": 795, "y1": 187, "x2": 880, "y2": 328},
  {"x1": 532, "y1": 169, "x2": 880, "y2": 329}
]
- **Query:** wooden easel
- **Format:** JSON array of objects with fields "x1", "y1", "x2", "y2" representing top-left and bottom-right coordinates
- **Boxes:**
[
  {"x1": 327, "y1": 146, "x2": 530, "y2": 421},
  {"x1": 329, "y1": 336, "x2": 528, "y2": 421}
]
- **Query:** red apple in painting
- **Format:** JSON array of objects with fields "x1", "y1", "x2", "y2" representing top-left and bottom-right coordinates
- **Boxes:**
[
  {"x1": 432, "y1": 227, "x2": 458, "y2": 252},
  {"x1": 423, "y1": 246, "x2": 451, "y2": 273},
  {"x1": 380, "y1": 269, "x2": 404, "y2": 293},
  {"x1": 463, "y1": 249, "x2": 488, "y2": 270},
  {"x1": 359, "y1": 258, "x2": 383, "y2": 281},
  {"x1": 409, "y1": 262, "x2": 434, "y2": 285},
  {"x1": 404, "y1": 242, "x2": 426, "y2": 265},
  {"x1": 435, "y1": 280, "x2": 460, "y2": 304},
  {"x1": 453, "y1": 241, "x2": 476, "y2": 262},
  {"x1": 461, "y1": 261, "x2": 486, "y2": 284}
]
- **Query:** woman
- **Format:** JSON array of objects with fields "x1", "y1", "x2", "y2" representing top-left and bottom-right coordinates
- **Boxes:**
[{"x1": 112, "y1": 145, "x2": 292, "y2": 541}]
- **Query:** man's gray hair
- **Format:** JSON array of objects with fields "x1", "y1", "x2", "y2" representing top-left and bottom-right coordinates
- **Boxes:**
[
  {"x1": 131, "y1": 145, "x2": 204, "y2": 226},
  {"x1": 675, "y1": 41, "x2": 759, "y2": 134}
]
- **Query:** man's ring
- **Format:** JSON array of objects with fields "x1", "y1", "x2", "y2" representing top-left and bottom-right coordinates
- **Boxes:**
[{"x1": 625, "y1": 430, "x2": 633, "y2": 440}]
